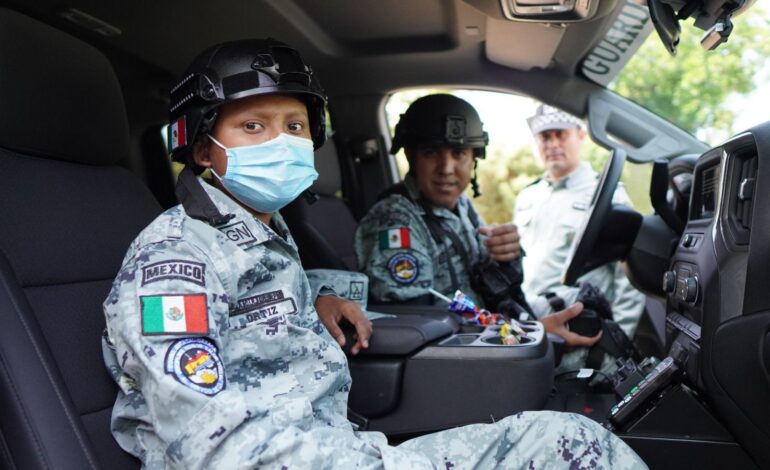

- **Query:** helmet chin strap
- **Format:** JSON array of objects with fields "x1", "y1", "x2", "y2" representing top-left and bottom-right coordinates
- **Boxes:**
[{"x1": 471, "y1": 159, "x2": 481, "y2": 198}]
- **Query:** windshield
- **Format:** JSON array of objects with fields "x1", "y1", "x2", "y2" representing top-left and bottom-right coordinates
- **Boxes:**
[
  {"x1": 386, "y1": 89, "x2": 653, "y2": 224},
  {"x1": 609, "y1": 2, "x2": 770, "y2": 146}
]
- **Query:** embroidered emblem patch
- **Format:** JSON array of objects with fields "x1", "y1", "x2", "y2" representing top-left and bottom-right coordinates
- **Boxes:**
[
  {"x1": 164, "y1": 338, "x2": 225, "y2": 396},
  {"x1": 387, "y1": 253, "x2": 419, "y2": 284},
  {"x1": 218, "y1": 220, "x2": 257, "y2": 246},
  {"x1": 141, "y1": 294, "x2": 209, "y2": 335},
  {"x1": 379, "y1": 227, "x2": 411, "y2": 249},
  {"x1": 348, "y1": 281, "x2": 364, "y2": 301},
  {"x1": 169, "y1": 116, "x2": 187, "y2": 151},
  {"x1": 141, "y1": 260, "x2": 205, "y2": 287},
  {"x1": 228, "y1": 289, "x2": 297, "y2": 330}
]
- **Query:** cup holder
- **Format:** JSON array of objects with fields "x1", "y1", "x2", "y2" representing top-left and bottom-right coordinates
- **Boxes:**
[
  {"x1": 481, "y1": 335, "x2": 534, "y2": 346},
  {"x1": 458, "y1": 325, "x2": 486, "y2": 334},
  {"x1": 440, "y1": 334, "x2": 480, "y2": 346}
]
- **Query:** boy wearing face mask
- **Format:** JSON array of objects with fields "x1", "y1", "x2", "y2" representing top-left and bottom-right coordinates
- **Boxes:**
[{"x1": 101, "y1": 39, "x2": 646, "y2": 469}]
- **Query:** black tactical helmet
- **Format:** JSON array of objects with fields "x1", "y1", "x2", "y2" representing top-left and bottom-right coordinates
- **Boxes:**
[
  {"x1": 168, "y1": 38, "x2": 327, "y2": 161},
  {"x1": 391, "y1": 94, "x2": 489, "y2": 157}
]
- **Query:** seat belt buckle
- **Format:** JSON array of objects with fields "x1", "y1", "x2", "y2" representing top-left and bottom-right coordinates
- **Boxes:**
[{"x1": 347, "y1": 407, "x2": 369, "y2": 431}]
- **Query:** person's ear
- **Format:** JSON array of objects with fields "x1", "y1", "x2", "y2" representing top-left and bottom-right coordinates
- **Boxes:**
[
  {"x1": 191, "y1": 137, "x2": 212, "y2": 168},
  {"x1": 405, "y1": 148, "x2": 416, "y2": 173},
  {"x1": 577, "y1": 128, "x2": 587, "y2": 141}
]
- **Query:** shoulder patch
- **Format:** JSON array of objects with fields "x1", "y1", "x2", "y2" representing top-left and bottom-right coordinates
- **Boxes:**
[
  {"x1": 379, "y1": 227, "x2": 411, "y2": 249},
  {"x1": 141, "y1": 294, "x2": 209, "y2": 335},
  {"x1": 218, "y1": 220, "x2": 257, "y2": 246},
  {"x1": 141, "y1": 259, "x2": 205, "y2": 287},
  {"x1": 387, "y1": 252, "x2": 419, "y2": 284},
  {"x1": 164, "y1": 338, "x2": 225, "y2": 396}
]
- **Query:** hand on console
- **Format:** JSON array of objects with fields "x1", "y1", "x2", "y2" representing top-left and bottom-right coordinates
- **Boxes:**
[{"x1": 315, "y1": 295, "x2": 373, "y2": 355}]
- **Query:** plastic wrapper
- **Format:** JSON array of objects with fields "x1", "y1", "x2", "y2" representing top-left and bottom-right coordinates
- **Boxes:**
[{"x1": 448, "y1": 291, "x2": 527, "y2": 345}]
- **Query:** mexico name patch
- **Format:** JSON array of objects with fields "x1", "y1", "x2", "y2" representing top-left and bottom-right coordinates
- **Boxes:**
[
  {"x1": 379, "y1": 227, "x2": 410, "y2": 249},
  {"x1": 141, "y1": 294, "x2": 208, "y2": 335},
  {"x1": 141, "y1": 259, "x2": 205, "y2": 287}
]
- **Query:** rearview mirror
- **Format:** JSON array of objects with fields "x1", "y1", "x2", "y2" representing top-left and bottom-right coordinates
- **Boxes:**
[{"x1": 501, "y1": 0, "x2": 599, "y2": 22}]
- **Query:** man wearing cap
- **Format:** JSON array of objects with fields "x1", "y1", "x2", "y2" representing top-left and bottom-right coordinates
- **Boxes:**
[{"x1": 514, "y1": 104, "x2": 645, "y2": 339}]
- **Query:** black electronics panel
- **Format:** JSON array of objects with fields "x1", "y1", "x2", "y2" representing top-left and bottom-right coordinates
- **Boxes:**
[{"x1": 662, "y1": 124, "x2": 770, "y2": 469}]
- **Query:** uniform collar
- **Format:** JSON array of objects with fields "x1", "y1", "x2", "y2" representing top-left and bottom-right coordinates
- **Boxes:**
[
  {"x1": 545, "y1": 162, "x2": 593, "y2": 190},
  {"x1": 197, "y1": 179, "x2": 288, "y2": 247}
]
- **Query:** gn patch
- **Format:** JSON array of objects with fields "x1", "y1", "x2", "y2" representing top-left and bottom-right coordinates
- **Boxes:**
[
  {"x1": 387, "y1": 252, "x2": 419, "y2": 284},
  {"x1": 219, "y1": 220, "x2": 257, "y2": 246},
  {"x1": 164, "y1": 338, "x2": 225, "y2": 396},
  {"x1": 141, "y1": 259, "x2": 205, "y2": 287},
  {"x1": 228, "y1": 289, "x2": 297, "y2": 330}
]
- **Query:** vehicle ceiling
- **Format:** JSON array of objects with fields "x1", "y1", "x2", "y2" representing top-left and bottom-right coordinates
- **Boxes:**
[{"x1": 7, "y1": 0, "x2": 622, "y2": 116}]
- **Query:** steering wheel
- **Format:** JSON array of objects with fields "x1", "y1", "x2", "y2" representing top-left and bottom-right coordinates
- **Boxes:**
[{"x1": 561, "y1": 148, "x2": 626, "y2": 286}]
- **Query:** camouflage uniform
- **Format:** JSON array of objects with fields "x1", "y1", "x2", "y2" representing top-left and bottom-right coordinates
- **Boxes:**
[
  {"x1": 103, "y1": 180, "x2": 646, "y2": 469},
  {"x1": 354, "y1": 175, "x2": 486, "y2": 304},
  {"x1": 514, "y1": 162, "x2": 646, "y2": 337}
]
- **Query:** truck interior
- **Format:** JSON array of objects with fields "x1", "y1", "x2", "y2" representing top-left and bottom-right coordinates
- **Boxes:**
[{"x1": 0, "y1": 1, "x2": 768, "y2": 469}]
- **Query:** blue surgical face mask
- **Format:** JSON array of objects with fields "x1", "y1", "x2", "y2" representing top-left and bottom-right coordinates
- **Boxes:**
[{"x1": 208, "y1": 133, "x2": 318, "y2": 214}]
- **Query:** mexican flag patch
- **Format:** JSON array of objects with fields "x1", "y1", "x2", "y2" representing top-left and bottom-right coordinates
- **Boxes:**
[
  {"x1": 141, "y1": 294, "x2": 208, "y2": 335},
  {"x1": 379, "y1": 227, "x2": 410, "y2": 249},
  {"x1": 169, "y1": 116, "x2": 186, "y2": 151}
]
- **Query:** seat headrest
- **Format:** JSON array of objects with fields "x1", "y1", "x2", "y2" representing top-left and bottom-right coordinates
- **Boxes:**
[
  {"x1": 311, "y1": 138, "x2": 342, "y2": 196},
  {"x1": 0, "y1": 9, "x2": 128, "y2": 165}
]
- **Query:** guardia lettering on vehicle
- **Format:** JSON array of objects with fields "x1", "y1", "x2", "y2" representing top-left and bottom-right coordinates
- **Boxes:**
[{"x1": 582, "y1": 0, "x2": 652, "y2": 86}]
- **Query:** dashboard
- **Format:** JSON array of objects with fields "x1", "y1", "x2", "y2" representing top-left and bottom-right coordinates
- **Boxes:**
[{"x1": 661, "y1": 123, "x2": 770, "y2": 468}]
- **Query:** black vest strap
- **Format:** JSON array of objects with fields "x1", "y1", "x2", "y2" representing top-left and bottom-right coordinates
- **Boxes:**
[{"x1": 175, "y1": 166, "x2": 234, "y2": 226}]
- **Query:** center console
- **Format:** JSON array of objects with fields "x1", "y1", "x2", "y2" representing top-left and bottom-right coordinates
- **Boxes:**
[{"x1": 345, "y1": 306, "x2": 554, "y2": 436}]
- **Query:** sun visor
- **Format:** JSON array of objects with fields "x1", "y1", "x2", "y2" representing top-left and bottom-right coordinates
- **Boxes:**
[{"x1": 485, "y1": 18, "x2": 564, "y2": 70}]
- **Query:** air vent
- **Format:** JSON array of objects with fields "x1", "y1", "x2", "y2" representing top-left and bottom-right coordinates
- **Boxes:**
[{"x1": 729, "y1": 148, "x2": 758, "y2": 244}]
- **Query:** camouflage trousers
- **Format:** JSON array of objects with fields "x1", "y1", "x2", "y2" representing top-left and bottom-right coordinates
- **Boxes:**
[
  {"x1": 254, "y1": 411, "x2": 646, "y2": 469},
  {"x1": 396, "y1": 411, "x2": 646, "y2": 469}
]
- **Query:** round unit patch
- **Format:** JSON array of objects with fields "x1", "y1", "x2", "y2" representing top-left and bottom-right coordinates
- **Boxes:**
[
  {"x1": 387, "y1": 252, "x2": 419, "y2": 284},
  {"x1": 164, "y1": 338, "x2": 225, "y2": 396}
]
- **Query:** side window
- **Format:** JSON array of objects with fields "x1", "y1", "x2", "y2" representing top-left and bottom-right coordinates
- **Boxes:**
[{"x1": 384, "y1": 89, "x2": 652, "y2": 224}]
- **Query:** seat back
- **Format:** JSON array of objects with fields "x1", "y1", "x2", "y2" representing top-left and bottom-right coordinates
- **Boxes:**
[
  {"x1": 0, "y1": 9, "x2": 162, "y2": 469},
  {"x1": 283, "y1": 138, "x2": 360, "y2": 270}
]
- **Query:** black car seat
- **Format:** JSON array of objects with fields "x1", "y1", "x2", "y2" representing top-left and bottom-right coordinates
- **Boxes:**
[
  {"x1": 282, "y1": 138, "x2": 360, "y2": 270},
  {"x1": 0, "y1": 8, "x2": 161, "y2": 469}
]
